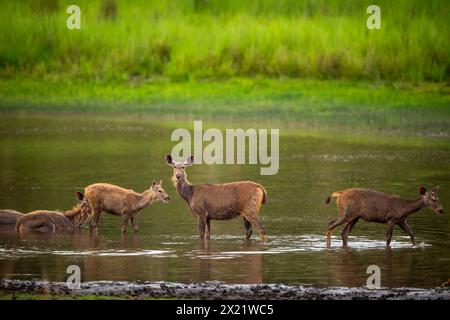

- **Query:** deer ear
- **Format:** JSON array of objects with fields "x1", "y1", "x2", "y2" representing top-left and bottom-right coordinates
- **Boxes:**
[
  {"x1": 165, "y1": 154, "x2": 174, "y2": 166},
  {"x1": 418, "y1": 186, "x2": 426, "y2": 195},
  {"x1": 159, "y1": 179, "x2": 163, "y2": 185},
  {"x1": 152, "y1": 180, "x2": 156, "y2": 187},
  {"x1": 75, "y1": 192, "x2": 84, "y2": 201},
  {"x1": 185, "y1": 155, "x2": 194, "y2": 166},
  {"x1": 432, "y1": 186, "x2": 439, "y2": 194}
]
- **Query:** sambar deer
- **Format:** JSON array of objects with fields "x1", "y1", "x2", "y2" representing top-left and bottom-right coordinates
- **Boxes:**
[
  {"x1": 325, "y1": 186, "x2": 444, "y2": 248},
  {"x1": 85, "y1": 180, "x2": 170, "y2": 234},
  {"x1": 0, "y1": 209, "x2": 24, "y2": 231},
  {"x1": 16, "y1": 192, "x2": 91, "y2": 233},
  {"x1": 165, "y1": 155, "x2": 267, "y2": 242}
]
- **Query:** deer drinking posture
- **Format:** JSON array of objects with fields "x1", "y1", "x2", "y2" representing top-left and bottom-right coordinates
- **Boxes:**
[
  {"x1": 325, "y1": 186, "x2": 444, "y2": 248},
  {"x1": 15, "y1": 192, "x2": 91, "y2": 233},
  {"x1": 165, "y1": 155, "x2": 267, "y2": 242},
  {"x1": 85, "y1": 181, "x2": 170, "y2": 234}
]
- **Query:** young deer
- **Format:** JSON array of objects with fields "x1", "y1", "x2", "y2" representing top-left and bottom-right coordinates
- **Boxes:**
[
  {"x1": 165, "y1": 155, "x2": 267, "y2": 242},
  {"x1": 16, "y1": 192, "x2": 91, "y2": 233},
  {"x1": 85, "y1": 181, "x2": 170, "y2": 234},
  {"x1": 325, "y1": 186, "x2": 444, "y2": 248}
]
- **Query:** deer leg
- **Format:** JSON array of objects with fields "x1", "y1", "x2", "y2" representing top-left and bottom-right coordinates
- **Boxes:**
[
  {"x1": 341, "y1": 218, "x2": 359, "y2": 247},
  {"x1": 17, "y1": 219, "x2": 55, "y2": 233},
  {"x1": 205, "y1": 218, "x2": 211, "y2": 240},
  {"x1": 90, "y1": 208, "x2": 101, "y2": 234},
  {"x1": 326, "y1": 215, "x2": 348, "y2": 248},
  {"x1": 341, "y1": 224, "x2": 350, "y2": 247},
  {"x1": 398, "y1": 220, "x2": 416, "y2": 246},
  {"x1": 243, "y1": 217, "x2": 253, "y2": 241},
  {"x1": 386, "y1": 222, "x2": 395, "y2": 248},
  {"x1": 122, "y1": 214, "x2": 130, "y2": 235},
  {"x1": 130, "y1": 215, "x2": 139, "y2": 233},
  {"x1": 198, "y1": 216, "x2": 206, "y2": 240},
  {"x1": 245, "y1": 216, "x2": 266, "y2": 244}
]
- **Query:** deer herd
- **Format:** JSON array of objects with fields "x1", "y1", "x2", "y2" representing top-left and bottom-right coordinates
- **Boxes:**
[{"x1": 0, "y1": 155, "x2": 444, "y2": 248}]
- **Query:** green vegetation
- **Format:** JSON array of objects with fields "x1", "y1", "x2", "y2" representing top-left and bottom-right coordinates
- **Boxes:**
[
  {"x1": 0, "y1": 0, "x2": 448, "y2": 139},
  {"x1": 1, "y1": 78, "x2": 449, "y2": 138},
  {"x1": 0, "y1": 0, "x2": 448, "y2": 82}
]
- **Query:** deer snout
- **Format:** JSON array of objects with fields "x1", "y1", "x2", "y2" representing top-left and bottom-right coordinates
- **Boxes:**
[
  {"x1": 437, "y1": 208, "x2": 444, "y2": 214},
  {"x1": 176, "y1": 173, "x2": 181, "y2": 179}
]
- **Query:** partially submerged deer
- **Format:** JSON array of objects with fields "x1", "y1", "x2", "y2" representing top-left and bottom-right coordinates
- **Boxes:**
[
  {"x1": 165, "y1": 155, "x2": 267, "y2": 242},
  {"x1": 85, "y1": 181, "x2": 170, "y2": 234},
  {"x1": 16, "y1": 192, "x2": 91, "y2": 233},
  {"x1": 0, "y1": 209, "x2": 24, "y2": 231},
  {"x1": 325, "y1": 186, "x2": 444, "y2": 248}
]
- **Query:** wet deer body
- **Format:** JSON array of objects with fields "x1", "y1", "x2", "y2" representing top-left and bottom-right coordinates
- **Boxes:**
[
  {"x1": 85, "y1": 181, "x2": 170, "y2": 234},
  {"x1": 325, "y1": 187, "x2": 443, "y2": 248},
  {"x1": 16, "y1": 192, "x2": 91, "y2": 233},
  {"x1": 0, "y1": 210, "x2": 24, "y2": 231},
  {"x1": 166, "y1": 155, "x2": 267, "y2": 242}
]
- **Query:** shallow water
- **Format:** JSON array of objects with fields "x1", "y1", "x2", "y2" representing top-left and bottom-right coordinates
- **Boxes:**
[{"x1": 0, "y1": 116, "x2": 449, "y2": 288}]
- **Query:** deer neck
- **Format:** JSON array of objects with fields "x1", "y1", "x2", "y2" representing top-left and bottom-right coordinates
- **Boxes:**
[
  {"x1": 63, "y1": 205, "x2": 81, "y2": 220},
  {"x1": 176, "y1": 177, "x2": 194, "y2": 203},
  {"x1": 137, "y1": 189, "x2": 157, "y2": 210},
  {"x1": 402, "y1": 197, "x2": 425, "y2": 217}
]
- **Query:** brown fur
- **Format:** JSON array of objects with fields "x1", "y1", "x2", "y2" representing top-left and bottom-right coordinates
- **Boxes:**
[
  {"x1": 16, "y1": 198, "x2": 91, "y2": 234},
  {"x1": 85, "y1": 181, "x2": 170, "y2": 234},
  {"x1": 0, "y1": 210, "x2": 24, "y2": 231},
  {"x1": 325, "y1": 186, "x2": 444, "y2": 248},
  {"x1": 166, "y1": 155, "x2": 267, "y2": 242}
]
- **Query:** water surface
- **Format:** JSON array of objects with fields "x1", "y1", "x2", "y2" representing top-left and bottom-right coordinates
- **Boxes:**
[{"x1": 0, "y1": 116, "x2": 449, "y2": 288}]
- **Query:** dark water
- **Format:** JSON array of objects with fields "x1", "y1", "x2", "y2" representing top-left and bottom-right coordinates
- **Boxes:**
[{"x1": 0, "y1": 115, "x2": 449, "y2": 288}]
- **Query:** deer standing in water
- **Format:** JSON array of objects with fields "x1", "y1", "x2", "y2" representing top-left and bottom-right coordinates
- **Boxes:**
[
  {"x1": 85, "y1": 180, "x2": 170, "y2": 234},
  {"x1": 165, "y1": 155, "x2": 267, "y2": 242},
  {"x1": 15, "y1": 192, "x2": 91, "y2": 233},
  {"x1": 325, "y1": 186, "x2": 444, "y2": 248}
]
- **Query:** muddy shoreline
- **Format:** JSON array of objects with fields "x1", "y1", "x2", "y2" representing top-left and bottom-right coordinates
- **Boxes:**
[{"x1": 1, "y1": 279, "x2": 449, "y2": 300}]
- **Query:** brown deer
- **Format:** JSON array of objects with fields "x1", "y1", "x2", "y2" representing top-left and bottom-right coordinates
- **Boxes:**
[
  {"x1": 16, "y1": 192, "x2": 91, "y2": 233},
  {"x1": 325, "y1": 186, "x2": 444, "y2": 248},
  {"x1": 165, "y1": 155, "x2": 267, "y2": 242},
  {"x1": 85, "y1": 181, "x2": 170, "y2": 234},
  {"x1": 0, "y1": 210, "x2": 23, "y2": 231}
]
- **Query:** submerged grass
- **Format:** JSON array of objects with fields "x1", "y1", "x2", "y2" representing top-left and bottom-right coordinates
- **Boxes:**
[{"x1": 1, "y1": 78, "x2": 449, "y2": 139}]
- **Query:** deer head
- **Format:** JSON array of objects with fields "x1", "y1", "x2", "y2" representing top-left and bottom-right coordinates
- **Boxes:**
[
  {"x1": 72, "y1": 191, "x2": 92, "y2": 226},
  {"x1": 165, "y1": 154, "x2": 193, "y2": 184},
  {"x1": 150, "y1": 180, "x2": 170, "y2": 203},
  {"x1": 419, "y1": 186, "x2": 444, "y2": 214}
]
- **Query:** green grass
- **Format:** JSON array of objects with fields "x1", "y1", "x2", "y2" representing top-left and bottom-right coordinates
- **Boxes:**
[
  {"x1": 0, "y1": 1, "x2": 448, "y2": 142},
  {"x1": 0, "y1": 0, "x2": 449, "y2": 82},
  {"x1": 1, "y1": 77, "x2": 449, "y2": 138}
]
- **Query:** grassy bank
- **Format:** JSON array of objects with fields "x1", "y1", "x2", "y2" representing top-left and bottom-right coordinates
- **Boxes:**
[
  {"x1": 1, "y1": 1, "x2": 448, "y2": 141},
  {"x1": 0, "y1": 0, "x2": 448, "y2": 82},
  {"x1": 1, "y1": 78, "x2": 449, "y2": 138}
]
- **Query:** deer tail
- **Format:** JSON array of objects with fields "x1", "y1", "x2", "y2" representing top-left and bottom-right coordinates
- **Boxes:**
[
  {"x1": 260, "y1": 186, "x2": 267, "y2": 205},
  {"x1": 325, "y1": 191, "x2": 343, "y2": 204}
]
